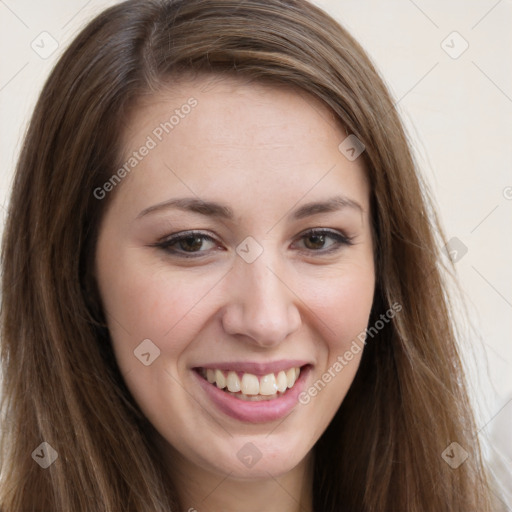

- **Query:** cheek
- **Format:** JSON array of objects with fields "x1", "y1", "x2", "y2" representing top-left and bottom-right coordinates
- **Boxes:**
[
  {"x1": 299, "y1": 261, "x2": 375, "y2": 348},
  {"x1": 96, "y1": 248, "x2": 225, "y2": 370},
  {"x1": 294, "y1": 262, "x2": 374, "y2": 416}
]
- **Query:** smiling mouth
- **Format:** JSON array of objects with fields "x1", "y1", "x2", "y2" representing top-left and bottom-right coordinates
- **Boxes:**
[{"x1": 195, "y1": 366, "x2": 304, "y2": 401}]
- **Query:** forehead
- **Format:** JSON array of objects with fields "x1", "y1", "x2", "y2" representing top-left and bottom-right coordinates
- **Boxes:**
[
  {"x1": 123, "y1": 73, "x2": 344, "y2": 149},
  {"x1": 111, "y1": 74, "x2": 370, "y2": 218}
]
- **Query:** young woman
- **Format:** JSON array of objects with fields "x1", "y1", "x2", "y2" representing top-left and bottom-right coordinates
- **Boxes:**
[{"x1": 0, "y1": 0, "x2": 499, "y2": 510}]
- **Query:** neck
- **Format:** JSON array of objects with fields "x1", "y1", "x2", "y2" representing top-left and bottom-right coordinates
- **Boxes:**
[{"x1": 165, "y1": 445, "x2": 315, "y2": 512}]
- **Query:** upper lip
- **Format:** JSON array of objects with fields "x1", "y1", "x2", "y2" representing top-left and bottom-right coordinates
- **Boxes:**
[{"x1": 193, "y1": 359, "x2": 311, "y2": 376}]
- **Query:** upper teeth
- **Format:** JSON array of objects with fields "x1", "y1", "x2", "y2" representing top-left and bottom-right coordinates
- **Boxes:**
[{"x1": 205, "y1": 367, "x2": 301, "y2": 395}]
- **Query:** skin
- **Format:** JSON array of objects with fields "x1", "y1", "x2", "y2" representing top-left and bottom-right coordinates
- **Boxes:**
[{"x1": 95, "y1": 75, "x2": 375, "y2": 512}]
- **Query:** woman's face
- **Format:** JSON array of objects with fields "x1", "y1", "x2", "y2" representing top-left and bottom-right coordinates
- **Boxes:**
[{"x1": 95, "y1": 76, "x2": 375, "y2": 479}]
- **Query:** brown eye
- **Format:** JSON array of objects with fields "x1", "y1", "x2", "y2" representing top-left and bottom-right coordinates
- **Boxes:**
[
  {"x1": 303, "y1": 233, "x2": 328, "y2": 250},
  {"x1": 177, "y1": 236, "x2": 206, "y2": 252},
  {"x1": 294, "y1": 229, "x2": 353, "y2": 253},
  {"x1": 155, "y1": 231, "x2": 219, "y2": 258}
]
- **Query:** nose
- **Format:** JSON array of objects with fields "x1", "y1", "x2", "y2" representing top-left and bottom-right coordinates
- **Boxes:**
[{"x1": 221, "y1": 252, "x2": 302, "y2": 348}]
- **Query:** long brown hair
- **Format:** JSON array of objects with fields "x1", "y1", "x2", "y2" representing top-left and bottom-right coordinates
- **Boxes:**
[{"x1": 0, "y1": 0, "x2": 496, "y2": 510}]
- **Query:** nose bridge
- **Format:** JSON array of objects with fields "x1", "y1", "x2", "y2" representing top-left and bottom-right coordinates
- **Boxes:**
[{"x1": 221, "y1": 244, "x2": 301, "y2": 346}]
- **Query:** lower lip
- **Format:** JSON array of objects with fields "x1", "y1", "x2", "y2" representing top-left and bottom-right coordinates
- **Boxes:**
[{"x1": 193, "y1": 366, "x2": 311, "y2": 423}]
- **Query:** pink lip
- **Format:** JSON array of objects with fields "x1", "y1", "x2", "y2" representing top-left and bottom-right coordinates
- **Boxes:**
[
  {"x1": 193, "y1": 359, "x2": 310, "y2": 377},
  {"x1": 192, "y1": 364, "x2": 311, "y2": 423}
]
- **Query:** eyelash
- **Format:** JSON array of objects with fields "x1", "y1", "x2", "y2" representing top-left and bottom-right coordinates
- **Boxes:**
[{"x1": 152, "y1": 228, "x2": 354, "y2": 259}]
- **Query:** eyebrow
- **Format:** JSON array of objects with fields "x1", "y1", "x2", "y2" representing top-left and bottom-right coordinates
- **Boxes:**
[{"x1": 136, "y1": 195, "x2": 363, "y2": 221}]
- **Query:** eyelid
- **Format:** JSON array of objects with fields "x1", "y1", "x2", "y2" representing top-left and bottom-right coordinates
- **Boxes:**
[
  {"x1": 292, "y1": 228, "x2": 354, "y2": 253},
  {"x1": 152, "y1": 228, "x2": 354, "y2": 258},
  {"x1": 152, "y1": 230, "x2": 220, "y2": 256},
  {"x1": 295, "y1": 227, "x2": 353, "y2": 242},
  {"x1": 155, "y1": 229, "x2": 216, "y2": 245}
]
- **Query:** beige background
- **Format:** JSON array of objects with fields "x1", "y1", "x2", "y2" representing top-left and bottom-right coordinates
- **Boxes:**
[{"x1": 1, "y1": 0, "x2": 510, "y2": 502}]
